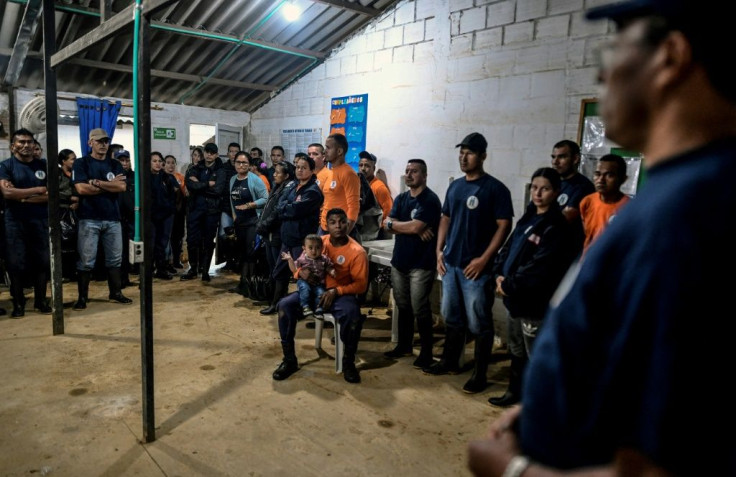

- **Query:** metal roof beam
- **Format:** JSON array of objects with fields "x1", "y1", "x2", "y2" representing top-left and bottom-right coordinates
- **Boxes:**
[
  {"x1": 3, "y1": 0, "x2": 42, "y2": 86},
  {"x1": 50, "y1": 0, "x2": 179, "y2": 68},
  {"x1": 312, "y1": 0, "x2": 379, "y2": 17},
  {"x1": 1, "y1": 47, "x2": 277, "y2": 92}
]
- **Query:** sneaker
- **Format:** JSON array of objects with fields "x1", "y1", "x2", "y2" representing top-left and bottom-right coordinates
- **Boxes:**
[
  {"x1": 314, "y1": 307, "x2": 324, "y2": 318},
  {"x1": 302, "y1": 306, "x2": 314, "y2": 317}
]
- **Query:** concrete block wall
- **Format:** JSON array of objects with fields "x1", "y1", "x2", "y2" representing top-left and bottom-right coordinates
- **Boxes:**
[{"x1": 249, "y1": 0, "x2": 613, "y2": 217}]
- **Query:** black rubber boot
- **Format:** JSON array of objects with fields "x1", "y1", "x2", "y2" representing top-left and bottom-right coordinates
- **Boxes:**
[
  {"x1": 272, "y1": 342, "x2": 299, "y2": 380},
  {"x1": 488, "y1": 355, "x2": 527, "y2": 407},
  {"x1": 413, "y1": 312, "x2": 435, "y2": 369},
  {"x1": 154, "y1": 261, "x2": 173, "y2": 280},
  {"x1": 463, "y1": 333, "x2": 492, "y2": 394},
  {"x1": 108, "y1": 267, "x2": 133, "y2": 304},
  {"x1": 201, "y1": 243, "x2": 214, "y2": 281},
  {"x1": 384, "y1": 306, "x2": 415, "y2": 358},
  {"x1": 260, "y1": 279, "x2": 287, "y2": 315},
  {"x1": 342, "y1": 319, "x2": 364, "y2": 384},
  {"x1": 9, "y1": 273, "x2": 26, "y2": 318},
  {"x1": 181, "y1": 246, "x2": 199, "y2": 280},
  {"x1": 74, "y1": 270, "x2": 91, "y2": 310},
  {"x1": 423, "y1": 326, "x2": 465, "y2": 375},
  {"x1": 33, "y1": 271, "x2": 52, "y2": 313}
]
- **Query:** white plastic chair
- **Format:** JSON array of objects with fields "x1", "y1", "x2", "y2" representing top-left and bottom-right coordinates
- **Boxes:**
[{"x1": 314, "y1": 313, "x2": 344, "y2": 373}]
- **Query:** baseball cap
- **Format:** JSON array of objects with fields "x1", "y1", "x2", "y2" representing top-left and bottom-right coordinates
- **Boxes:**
[
  {"x1": 114, "y1": 150, "x2": 130, "y2": 160},
  {"x1": 456, "y1": 133, "x2": 487, "y2": 154},
  {"x1": 89, "y1": 128, "x2": 110, "y2": 141},
  {"x1": 358, "y1": 151, "x2": 376, "y2": 162},
  {"x1": 586, "y1": 0, "x2": 726, "y2": 24}
]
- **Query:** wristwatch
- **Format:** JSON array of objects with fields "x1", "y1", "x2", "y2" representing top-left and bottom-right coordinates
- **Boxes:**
[{"x1": 386, "y1": 219, "x2": 393, "y2": 230}]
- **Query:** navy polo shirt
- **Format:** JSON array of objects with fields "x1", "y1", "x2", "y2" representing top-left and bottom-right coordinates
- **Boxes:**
[{"x1": 72, "y1": 155, "x2": 125, "y2": 221}]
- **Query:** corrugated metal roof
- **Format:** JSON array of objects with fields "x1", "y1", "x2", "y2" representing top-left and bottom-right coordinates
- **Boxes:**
[{"x1": 0, "y1": 0, "x2": 399, "y2": 112}]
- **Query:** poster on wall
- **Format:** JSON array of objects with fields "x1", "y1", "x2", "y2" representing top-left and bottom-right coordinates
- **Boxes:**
[
  {"x1": 280, "y1": 128, "x2": 322, "y2": 161},
  {"x1": 330, "y1": 94, "x2": 368, "y2": 170}
]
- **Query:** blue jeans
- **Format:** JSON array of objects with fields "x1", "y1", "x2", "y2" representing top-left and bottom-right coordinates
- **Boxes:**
[
  {"x1": 440, "y1": 265, "x2": 494, "y2": 337},
  {"x1": 219, "y1": 211, "x2": 234, "y2": 238},
  {"x1": 297, "y1": 279, "x2": 326, "y2": 310},
  {"x1": 77, "y1": 219, "x2": 122, "y2": 270}
]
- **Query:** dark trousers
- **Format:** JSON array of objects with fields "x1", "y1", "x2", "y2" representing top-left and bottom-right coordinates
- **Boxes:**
[{"x1": 277, "y1": 292, "x2": 363, "y2": 349}]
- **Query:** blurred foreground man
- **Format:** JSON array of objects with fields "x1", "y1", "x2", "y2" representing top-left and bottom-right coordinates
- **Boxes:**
[{"x1": 468, "y1": 0, "x2": 736, "y2": 475}]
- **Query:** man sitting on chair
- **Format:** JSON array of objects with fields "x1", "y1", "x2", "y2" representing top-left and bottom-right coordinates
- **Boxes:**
[{"x1": 273, "y1": 208, "x2": 369, "y2": 384}]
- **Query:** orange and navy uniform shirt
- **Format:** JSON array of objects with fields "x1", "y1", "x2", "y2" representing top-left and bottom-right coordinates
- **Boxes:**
[
  {"x1": 369, "y1": 177, "x2": 393, "y2": 222},
  {"x1": 293, "y1": 235, "x2": 368, "y2": 296},
  {"x1": 319, "y1": 162, "x2": 360, "y2": 230}
]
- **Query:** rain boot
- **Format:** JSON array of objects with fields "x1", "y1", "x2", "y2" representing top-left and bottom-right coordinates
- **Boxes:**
[
  {"x1": 9, "y1": 273, "x2": 26, "y2": 318},
  {"x1": 33, "y1": 271, "x2": 51, "y2": 314},
  {"x1": 488, "y1": 354, "x2": 527, "y2": 407},
  {"x1": 413, "y1": 312, "x2": 435, "y2": 369},
  {"x1": 74, "y1": 270, "x2": 91, "y2": 310},
  {"x1": 384, "y1": 306, "x2": 415, "y2": 358},
  {"x1": 423, "y1": 326, "x2": 465, "y2": 375},
  {"x1": 181, "y1": 245, "x2": 199, "y2": 280},
  {"x1": 342, "y1": 318, "x2": 364, "y2": 384},
  {"x1": 462, "y1": 333, "x2": 492, "y2": 393},
  {"x1": 260, "y1": 279, "x2": 287, "y2": 315},
  {"x1": 108, "y1": 267, "x2": 133, "y2": 304}
]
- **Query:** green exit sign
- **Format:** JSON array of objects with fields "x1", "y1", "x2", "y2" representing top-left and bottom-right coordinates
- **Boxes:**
[{"x1": 153, "y1": 127, "x2": 176, "y2": 140}]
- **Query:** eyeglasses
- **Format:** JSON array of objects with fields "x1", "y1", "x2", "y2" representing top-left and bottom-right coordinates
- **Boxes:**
[{"x1": 235, "y1": 161, "x2": 249, "y2": 165}]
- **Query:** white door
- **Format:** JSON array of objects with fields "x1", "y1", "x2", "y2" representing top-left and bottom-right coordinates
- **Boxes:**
[{"x1": 215, "y1": 123, "x2": 242, "y2": 163}]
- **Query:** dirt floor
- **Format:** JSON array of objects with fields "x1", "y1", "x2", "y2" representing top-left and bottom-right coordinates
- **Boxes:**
[{"x1": 0, "y1": 267, "x2": 510, "y2": 477}]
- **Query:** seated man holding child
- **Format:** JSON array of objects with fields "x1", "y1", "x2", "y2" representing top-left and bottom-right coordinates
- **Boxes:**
[{"x1": 273, "y1": 208, "x2": 368, "y2": 384}]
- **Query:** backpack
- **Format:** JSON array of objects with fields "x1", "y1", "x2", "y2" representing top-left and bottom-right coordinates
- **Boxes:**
[{"x1": 358, "y1": 172, "x2": 378, "y2": 212}]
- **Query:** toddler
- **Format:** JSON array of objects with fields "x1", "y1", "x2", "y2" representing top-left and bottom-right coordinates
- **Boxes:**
[{"x1": 281, "y1": 234, "x2": 336, "y2": 317}]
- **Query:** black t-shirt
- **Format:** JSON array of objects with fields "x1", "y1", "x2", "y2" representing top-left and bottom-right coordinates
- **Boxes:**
[{"x1": 72, "y1": 155, "x2": 125, "y2": 221}]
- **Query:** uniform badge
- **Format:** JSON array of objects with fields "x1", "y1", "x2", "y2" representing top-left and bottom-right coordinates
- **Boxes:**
[
  {"x1": 466, "y1": 196, "x2": 479, "y2": 209},
  {"x1": 410, "y1": 208, "x2": 418, "y2": 219},
  {"x1": 35, "y1": 170, "x2": 46, "y2": 180},
  {"x1": 106, "y1": 172, "x2": 116, "y2": 181},
  {"x1": 336, "y1": 255, "x2": 346, "y2": 265},
  {"x1": 557, "y1": 194, "x2": 569, "y2": 207},
  {"x1": 330, "y1": 180, "x2": 337, "y2": 190}
]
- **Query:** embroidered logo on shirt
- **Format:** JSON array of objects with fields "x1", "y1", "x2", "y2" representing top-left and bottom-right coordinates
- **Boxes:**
[
  {"x1": 557, "y1": 194, "x2": 569, "y2": 207},
  {"x1": 330, "y1": 180, "x2": 337, "y2": 190},
  {"x1": 315, "y1": 179, "x2": 321, "y2": 186},
  {"x1": 466, "y1": 196, "x2": 479, "y2": 209},
  {"x1": 410, "y1": 208, "x2": 418, "y2": 219},
  {"x1": 106, "y1": 172, "x2": 116, "y2": 181},
  {"x1": 336, "y1": 255, "x2": 346, "y2": 265},
  {"x1": 527, "y1": 234, "x2": 541, "y2": 245},
  {"x1": 35, "y1": 170, "x2": 46, "y2": 180}
]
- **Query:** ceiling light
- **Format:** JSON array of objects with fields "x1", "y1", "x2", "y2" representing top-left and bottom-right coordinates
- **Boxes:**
[{"x1": 282, "y1": 2, "x2": 301, "y2": 22}]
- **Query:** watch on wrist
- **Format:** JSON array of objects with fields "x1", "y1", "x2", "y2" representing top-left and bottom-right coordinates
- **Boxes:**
[{"x1": 386, "y1": 219, "x2": 393, "y2": 230}]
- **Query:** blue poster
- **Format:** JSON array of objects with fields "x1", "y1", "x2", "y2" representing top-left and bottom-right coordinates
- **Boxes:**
[{"x1": 330, "y1": 94, "x2": 367, "y2": 170}]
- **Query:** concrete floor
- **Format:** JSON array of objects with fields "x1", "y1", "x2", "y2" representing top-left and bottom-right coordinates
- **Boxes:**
[{"x1": 0, "y1": 271, "x2": 509, "y2": 477}]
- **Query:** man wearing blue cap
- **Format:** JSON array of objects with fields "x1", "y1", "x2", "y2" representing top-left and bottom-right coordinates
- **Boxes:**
[
  {"x1": 468, "y1": 1, "x2": 736, "y2": 475},
  {"x1": 425, "y1": 132, "x2": 513, "y2": 395}
]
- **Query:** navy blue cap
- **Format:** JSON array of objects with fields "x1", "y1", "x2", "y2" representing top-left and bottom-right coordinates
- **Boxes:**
[
  {"x1": 456, "y1": 132, "x2": 487, "y2": 154},
  {"x1": 586, "y1": 0, "x2": 720, "y2": 22},
  {"x1": 358, "y1": 150, "x2": 376, "y2": 162}
]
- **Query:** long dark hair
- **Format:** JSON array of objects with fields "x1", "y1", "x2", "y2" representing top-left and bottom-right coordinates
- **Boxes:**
[
  {"x1": 58, "y1": 149, "x2": 75, "y2": 165},
  {"x1": 531, "y1": 167, "x2": 562, "y2": 191}
]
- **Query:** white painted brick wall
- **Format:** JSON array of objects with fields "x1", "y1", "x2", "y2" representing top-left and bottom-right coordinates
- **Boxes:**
[
  {"x1": 404, "y1": 20, "x2": 426, "y2": 44},
  {"x1": 459, "y1": 6, "x2": 487, "y2": 34},
  {"x1": 516, "y1": 0, "x2": 548, "y2": 22},
  {"x1": 385, "y1": 25, "x2": 405, "y2": 48},
  {"x1": 249, "y1": 0, "x2": 605, "y2": 214},
  {"x1": 504, "y1": 21, "x2": 534, "y2": 44},
  {"x1": 394, "y1": 0, "x2": 416, "y2": 25},
  {"x1": 536, "y1": 15, "x2": 570, "y2": 39},
  {"x1": 475, "y1": 28, "x2": 503, "y2": 50},
  {"x1": 549, "y1": 0, "x2": 584, "y2": 15},
  {"x1": 487, "y1": 0, "x2": 516, "y2": 28},
  {"x1": 415, "y1": 0, "x2": 438, "y2": 20}
]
